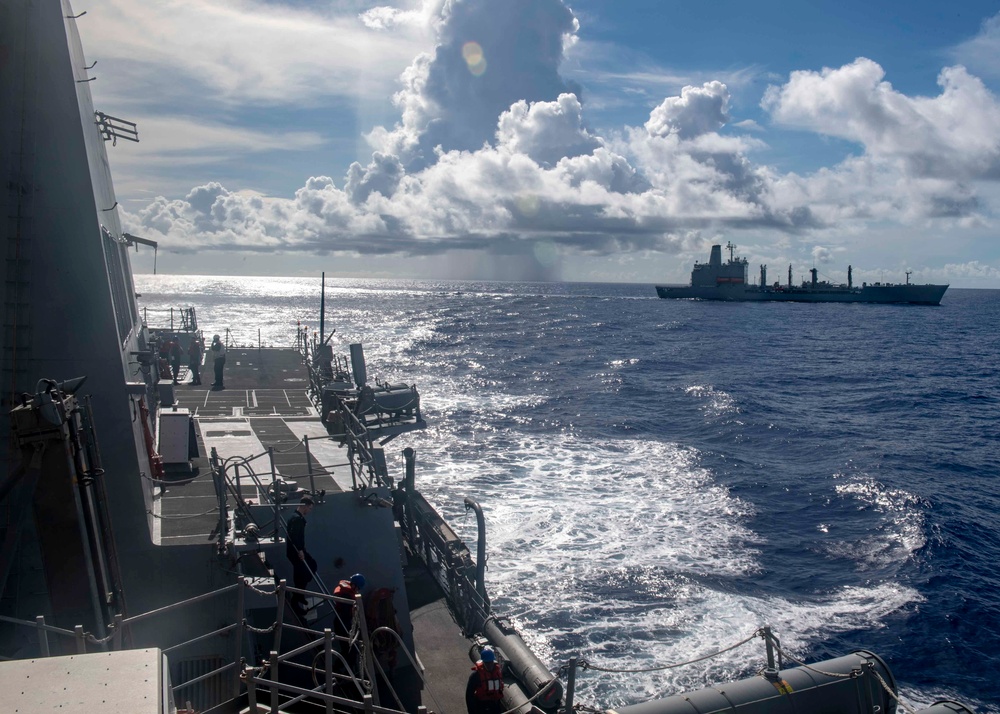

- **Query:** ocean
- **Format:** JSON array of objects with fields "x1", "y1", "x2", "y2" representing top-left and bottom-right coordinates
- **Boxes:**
[{"x1": 135, "y1": 275, "x2": 1000, "y2": 712}]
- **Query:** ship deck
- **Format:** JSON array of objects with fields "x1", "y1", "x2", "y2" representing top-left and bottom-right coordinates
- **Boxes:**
[
  {"x1": 154, "y1": 348, "x2": 348, "y2": 546},
  {"x1": 152, "y1": 346, "x2": 471, "y2": 714}
]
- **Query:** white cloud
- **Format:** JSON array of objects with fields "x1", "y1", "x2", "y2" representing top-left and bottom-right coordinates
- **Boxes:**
[
  {"x1": 762, "y1": 58, "x2": 1000, "y2": 180},
  {"x1": 952, "y1": 13, "x2": 1000, "y2": 80},
  {"x1": 78, "y1": 0, "x2": 431, "y2": 106},
  {"x1": 369, "y1": 0, "x2": 582, "y2": 168},
  {"x1": 645, "y1": 81, "x2": 730, "y2": 139},
  {"x1": 496, "y1": 93, "x2": 600, "y2": 167},
  {"x1": 114, "y1": 0, "x2": 1000, "y2": 285}
]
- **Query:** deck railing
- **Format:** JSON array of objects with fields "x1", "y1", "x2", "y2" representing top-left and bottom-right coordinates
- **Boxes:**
[
  {"x1": 141, "y1": 306, "x2": 198, "y2": 332},
  {"x1": 0, "y1": 577, "x2": 421, "y2": 714}
]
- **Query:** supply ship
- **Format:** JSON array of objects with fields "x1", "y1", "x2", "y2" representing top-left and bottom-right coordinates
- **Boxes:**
[
  {"x1": 0, "y1": 2, "x2": 973, "y2": 712},
  {"x1": 656, "y1": 243, "x2": 949, "y2": 304}
]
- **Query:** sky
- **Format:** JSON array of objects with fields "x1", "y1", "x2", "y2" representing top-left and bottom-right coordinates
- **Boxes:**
[{"x1": 77, "y1": 0, "x2": 1000, "y2": 286}]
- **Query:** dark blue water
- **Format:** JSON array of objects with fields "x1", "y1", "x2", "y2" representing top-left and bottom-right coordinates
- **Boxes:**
[{"x1": 138, "y1": 277, "x2": 1000, "y2": 711}]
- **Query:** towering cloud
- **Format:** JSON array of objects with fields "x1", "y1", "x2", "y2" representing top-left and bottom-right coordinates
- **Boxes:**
[
  {"x1": 126, "y1": 0, "x2": 1000, "y2": 281},
  {"x1": 370, "y1": 0, "x2": 582, "y2": 169}
]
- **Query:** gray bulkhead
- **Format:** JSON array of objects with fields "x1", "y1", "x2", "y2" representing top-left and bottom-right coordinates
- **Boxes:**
[{"x1": 0, "y1": 0, "x2": 234, "y2": 656}]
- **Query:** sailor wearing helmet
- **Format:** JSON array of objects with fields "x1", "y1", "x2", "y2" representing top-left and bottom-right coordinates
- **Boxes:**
[{"x1": 466, "y1": 647, "x2": 504, "y2": 714}]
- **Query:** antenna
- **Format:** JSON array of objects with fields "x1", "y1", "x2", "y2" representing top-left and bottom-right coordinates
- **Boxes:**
[{"x1": 320, "y1": 272, "x2": 326, "y2": 345}]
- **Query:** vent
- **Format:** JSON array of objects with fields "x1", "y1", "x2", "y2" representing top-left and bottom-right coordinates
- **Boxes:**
[{"x1": 175, "y1": 655, "x2": 229, "y2": 712}]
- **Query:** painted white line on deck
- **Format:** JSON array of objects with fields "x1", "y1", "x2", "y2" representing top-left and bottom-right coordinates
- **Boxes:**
[
  {"x1": 199, "y1": 418, "x2": 273, "y2": 501},
  {"x1": 252, "y1": 390, "x2": 258, "y2": 408},
  {"x1": 283, "y1": 421, "x2": 354, "y2": 491},
  {"x1": 284, "y1": 390, "x2": 292, "y2": 407}
]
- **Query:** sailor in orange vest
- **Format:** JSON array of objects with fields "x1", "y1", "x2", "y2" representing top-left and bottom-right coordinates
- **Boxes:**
[
  {"x1": 333, "y1": 573, "x2": 366, "y2": 669},
  {"x1": 466, "y1": 647, "x2": 504, "y2": 714}
]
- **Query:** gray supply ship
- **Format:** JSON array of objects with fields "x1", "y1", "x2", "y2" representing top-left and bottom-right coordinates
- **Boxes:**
[
  {"x1": 656, "y1": 243, "x2": 949, "y2": 304},
  {"x1": 0, "y1": 2, "x2": 973, "y2": 713}
]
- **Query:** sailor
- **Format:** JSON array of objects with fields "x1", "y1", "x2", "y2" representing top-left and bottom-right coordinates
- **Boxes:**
[
  {"x1": 333, "y1": 573, "x2": 366, "y2": 636},
  {"x1": 187, "y1": 337, "x2": 202, "y2": 385},
  {"x1": 167, "y1": 337, "x2": 182, "y2": 384},
  {"x1": 333, "y1": 573, "x2": 366, "y2": 666},
  {"x1": 210, "y1": 334, "x2": 226, "y2": 389},
  {"x1": 466, "y1": 647, "x2": 504, "y2": 714},
  {"x1": 285, "y1": 495, "x2": 317, "y2": 614}
]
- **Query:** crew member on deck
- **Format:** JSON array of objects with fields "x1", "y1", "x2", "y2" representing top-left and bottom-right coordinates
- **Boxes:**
[
  {"x1": 333, "y1": 573, "x2": 366, "y2": 638},
  {"x1": 210, "y1": 334, "x2": 226, "y2": 389},
  {"x1": 167, "y1": 337, "x2": 182, "y2": 384},
  {"x1": 285, "y1": 495, "x2": 317, "y2": 614},
  {"x1": 466, "y1": 647, "x2": 504, "y2": 714},
  {"x1": 332, "y1": 573, "x2": 366, "y2": 667},
  {"x1": 187, "y1": 337, "x2": 202, "y2": 385}
]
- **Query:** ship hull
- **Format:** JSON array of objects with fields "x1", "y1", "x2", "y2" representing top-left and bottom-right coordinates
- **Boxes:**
[{"x1": 655, "y1": 284, "x2": 948, "y2": 305}]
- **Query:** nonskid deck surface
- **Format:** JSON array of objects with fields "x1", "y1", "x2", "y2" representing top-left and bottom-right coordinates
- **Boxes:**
[
  {"x1": 154, "y1": 348, "x2": 350, "y2": 545},
  {"x1": 154, "y1": 347, "x2": 473, "y2": 712}
]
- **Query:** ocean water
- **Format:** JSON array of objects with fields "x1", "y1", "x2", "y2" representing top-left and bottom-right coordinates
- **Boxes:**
[{"x1": 136, "y1": 275, "x2": 1000, "y2": 712}]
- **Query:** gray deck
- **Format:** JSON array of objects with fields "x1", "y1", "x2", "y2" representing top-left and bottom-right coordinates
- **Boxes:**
[
  {"x1": 154, "y1": 349, "x2": 343, "y2": 545},
  {"x1": 153, "y1": 347, "x2": 472, "y2": 712}
]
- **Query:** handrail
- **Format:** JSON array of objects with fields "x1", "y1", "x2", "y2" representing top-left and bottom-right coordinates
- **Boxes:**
[
  {"x1": 0, "y1": 614, "x2": 76, "y2": 637},
  {"x1": 141, "y1": 306, "x2": 198, "y2": 332},
  {"x1": 123, "y1": 583, "x2": 239, "y2": 626}
]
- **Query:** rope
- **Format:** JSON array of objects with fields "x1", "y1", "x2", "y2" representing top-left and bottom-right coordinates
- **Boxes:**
[
  {"x1": 773, "y1": 641, "x2": 919, "y2": 714},
  {"x1": 581, "y1": 629, "x2": 764, "y2": 674},
  {"x1": 769, "y1": 640, "x2": 853, "y2": 679},
  {"x1": 870, "y1": 668, "x2": 920, "y2": 714}
]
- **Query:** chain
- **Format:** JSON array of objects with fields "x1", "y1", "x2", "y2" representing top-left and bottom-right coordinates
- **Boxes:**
[
  {"x1": 244, "y1": 619, "x2": 277, "y2": 635},
  {"x1": 85, "y1": 627, "x2": 117, "y2": 645},
  {"x1": 244, "y1": 580, "x2": 278, "y2": 597}
]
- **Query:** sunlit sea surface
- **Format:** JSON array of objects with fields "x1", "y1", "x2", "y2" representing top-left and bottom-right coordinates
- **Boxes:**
[{"x1": 136, "y1": 275, "x2": 1000, "y2": 712}]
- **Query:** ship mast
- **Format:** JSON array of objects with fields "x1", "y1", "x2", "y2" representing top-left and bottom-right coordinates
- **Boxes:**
[{"x1": 726, "y1": 241, "x2": 736, "y2": 262}]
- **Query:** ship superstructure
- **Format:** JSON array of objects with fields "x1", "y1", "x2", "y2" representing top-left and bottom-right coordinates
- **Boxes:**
[{"x1": 657, "y1": 243, "x2": 949, "y2": 304}]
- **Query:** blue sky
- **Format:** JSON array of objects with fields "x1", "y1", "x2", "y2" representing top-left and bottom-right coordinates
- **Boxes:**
[{"x1": 78, "y1": 0, "x2": 1000, "y2": 286}]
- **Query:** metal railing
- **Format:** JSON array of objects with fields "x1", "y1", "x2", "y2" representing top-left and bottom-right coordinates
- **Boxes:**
[
  {"x1": 0, "y1": 576, "x2": 428, "y2": 713},
  {"x1": 1, "y1": 581, "x2": 242, "y2": 708},
  {"x1": 141, "y1": 306, "x2": 198, "y2": 332},
  {"x1": 208, "y1": 441, "x2": 354, "y2": 545},
  {"x1": 394, "y1": 487, "x2": 491, "y2": 635}
]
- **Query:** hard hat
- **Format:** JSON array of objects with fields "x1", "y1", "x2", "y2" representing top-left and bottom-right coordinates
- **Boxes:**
[
  {"x1": 350, "y1": 573, "x2": 366, "y2": 589},
  {"x1": 480, "y1": 647, "x2": 495, "y2": 663}
]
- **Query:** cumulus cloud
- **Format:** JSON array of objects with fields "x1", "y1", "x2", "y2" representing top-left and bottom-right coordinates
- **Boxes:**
[
  {"x1": 762, "y1": 58, "x2": 1000, "y2": 180},
  {"x1": 123, "y1": 0, "x2": 1000, "y2": 283},
  {"x1": 496, "y1": 93, "x2": 600, "y2": 167},
  {"x1": 645, "y1": 81, "x2": 730, "y2": 139},
  {"x1": 952, "y1": 13, "x2": 1000, "y2": 81},
  {"x1": 369, "y1": 0, "x2": 582, "y2": 169}
]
